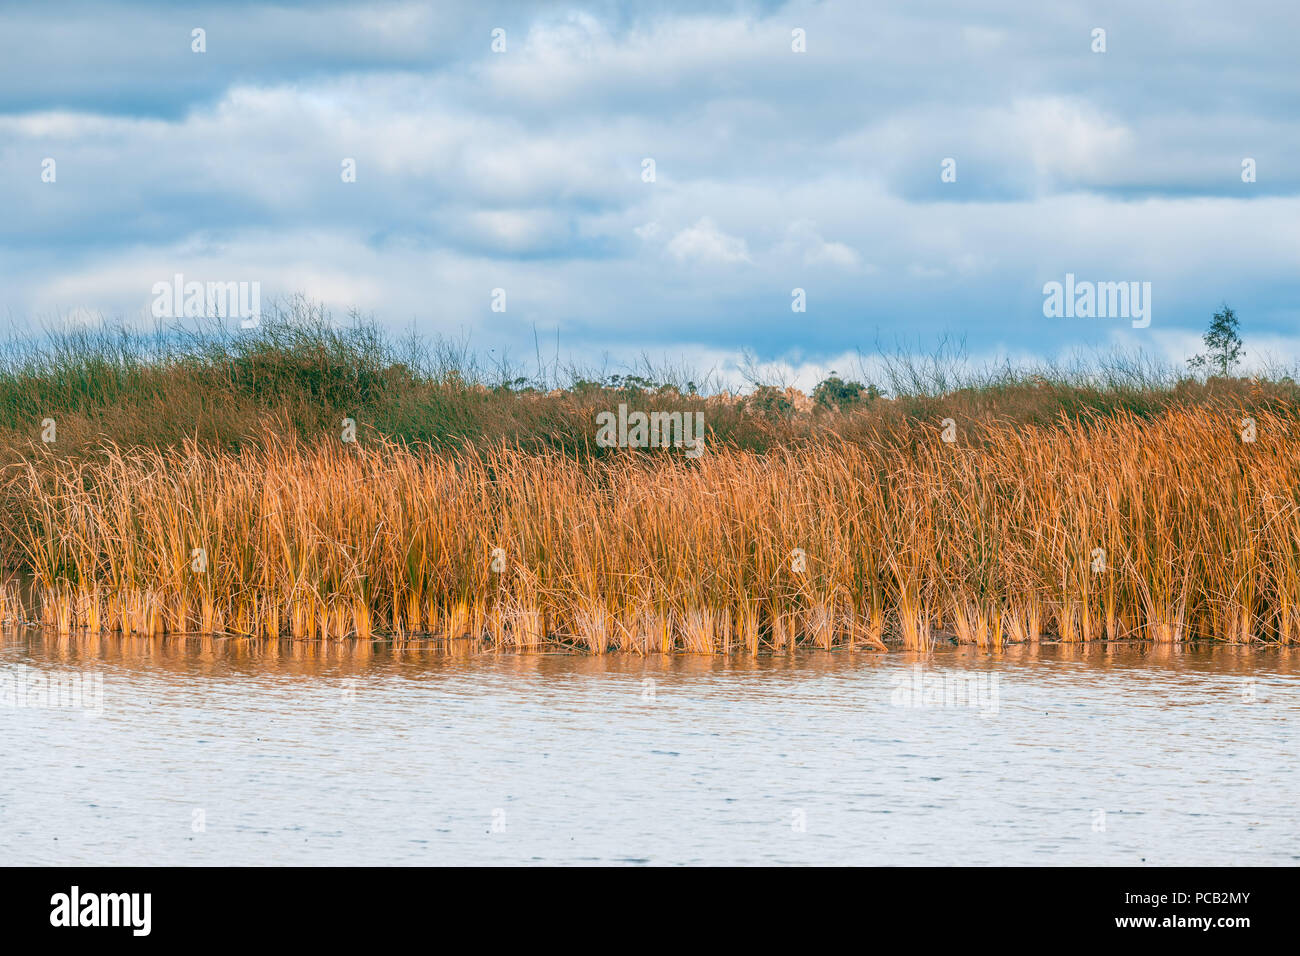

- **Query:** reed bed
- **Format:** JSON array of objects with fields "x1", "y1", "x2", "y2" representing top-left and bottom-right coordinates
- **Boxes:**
[{"x1": 4, "y1": 405, "x2": 1300, "y2": 651}]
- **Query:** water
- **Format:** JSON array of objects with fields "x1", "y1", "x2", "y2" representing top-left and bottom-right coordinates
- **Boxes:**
[{"x1": 2, "y1": 628, "x2": 1298, "y2": 865}]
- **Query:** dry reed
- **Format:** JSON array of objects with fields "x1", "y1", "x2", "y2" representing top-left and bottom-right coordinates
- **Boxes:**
[{"x1": 4, "y1": 406, "x2": 1299, "y2": 651}]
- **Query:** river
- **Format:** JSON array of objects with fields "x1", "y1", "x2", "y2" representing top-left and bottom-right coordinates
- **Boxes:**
[{"x1": 3, "y1": 628, "x2": 1297, "y2": 865}]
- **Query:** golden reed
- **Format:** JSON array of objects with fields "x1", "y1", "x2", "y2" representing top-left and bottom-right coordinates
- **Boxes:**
[{"x1": 3, "y1": 406, "x2": 1298, "y2": 651}]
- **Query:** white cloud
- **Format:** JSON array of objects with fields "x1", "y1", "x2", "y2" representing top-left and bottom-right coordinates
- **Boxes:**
[
  {"x1": 777, "y1": 220, "x2": 862, "y2": 270},
  {"x1": 665, "y1": 217, "x2": 753, "y2": 265},
  {"x1": 1012, "y1": 97, "x2": 1136, "y2": 183}
]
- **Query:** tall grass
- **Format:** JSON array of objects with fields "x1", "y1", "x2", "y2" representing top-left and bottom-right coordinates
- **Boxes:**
[
  {"x1": 5, "y1": 303, "x2": 1298, "y2": 464},
  {"x1": 4, "y1": 404, "x2": 1300, "y2": 650}
]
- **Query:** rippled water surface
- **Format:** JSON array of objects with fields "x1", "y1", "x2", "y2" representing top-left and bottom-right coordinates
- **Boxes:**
[{"x1": 3, "y1": 628, "x2": 1299, "y2": 865}]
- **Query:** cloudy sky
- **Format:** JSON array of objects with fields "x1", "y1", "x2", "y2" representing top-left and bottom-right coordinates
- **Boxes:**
[{"x1": 1, "y1": 0, "x2": 1297, "y2": 385}]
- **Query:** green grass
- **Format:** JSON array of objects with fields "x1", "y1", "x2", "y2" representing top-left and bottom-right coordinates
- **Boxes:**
[{"x1": 2, "y1": 300, "x2": 1297, "y2": 462}]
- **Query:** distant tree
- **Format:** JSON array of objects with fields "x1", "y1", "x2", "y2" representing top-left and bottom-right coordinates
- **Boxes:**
[
  {"x1": 604, "y1": 373, "x2": 659, "y2": 393},
  {"x1": 568, "y1": 373, "x2": 662, "y2": 395},
  {"x1": 1188, "y1": 305, "x2": 1243, "y2": 377},
  {"x1": 812, "y1": 373, "x2": 882, "y2": 410},
  {"x1": 491, "y1": 375, "x2": 537, "y2": 394},
  {"x1": 745, "y1": 385, "x2": 795, "y2": 418}
]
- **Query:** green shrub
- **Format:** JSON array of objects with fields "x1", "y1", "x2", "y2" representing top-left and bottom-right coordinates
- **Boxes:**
[{"x1": 812, "y1": 375, "x2": 881, "y2": 410}]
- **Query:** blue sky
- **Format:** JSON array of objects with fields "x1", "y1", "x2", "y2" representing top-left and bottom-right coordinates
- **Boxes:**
[{"x1": 2, "y1": 0, "x2": 1298, "y2": 387}]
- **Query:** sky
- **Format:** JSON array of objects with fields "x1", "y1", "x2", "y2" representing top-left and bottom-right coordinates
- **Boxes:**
[{"x1": 1, "y1": 0, "x2": 1297, "y2": 388}]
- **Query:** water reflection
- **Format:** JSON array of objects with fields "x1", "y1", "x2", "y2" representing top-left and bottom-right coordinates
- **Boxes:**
[{"x1": 12, "y1": 627, "x2": 1300, "y2": 677}]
